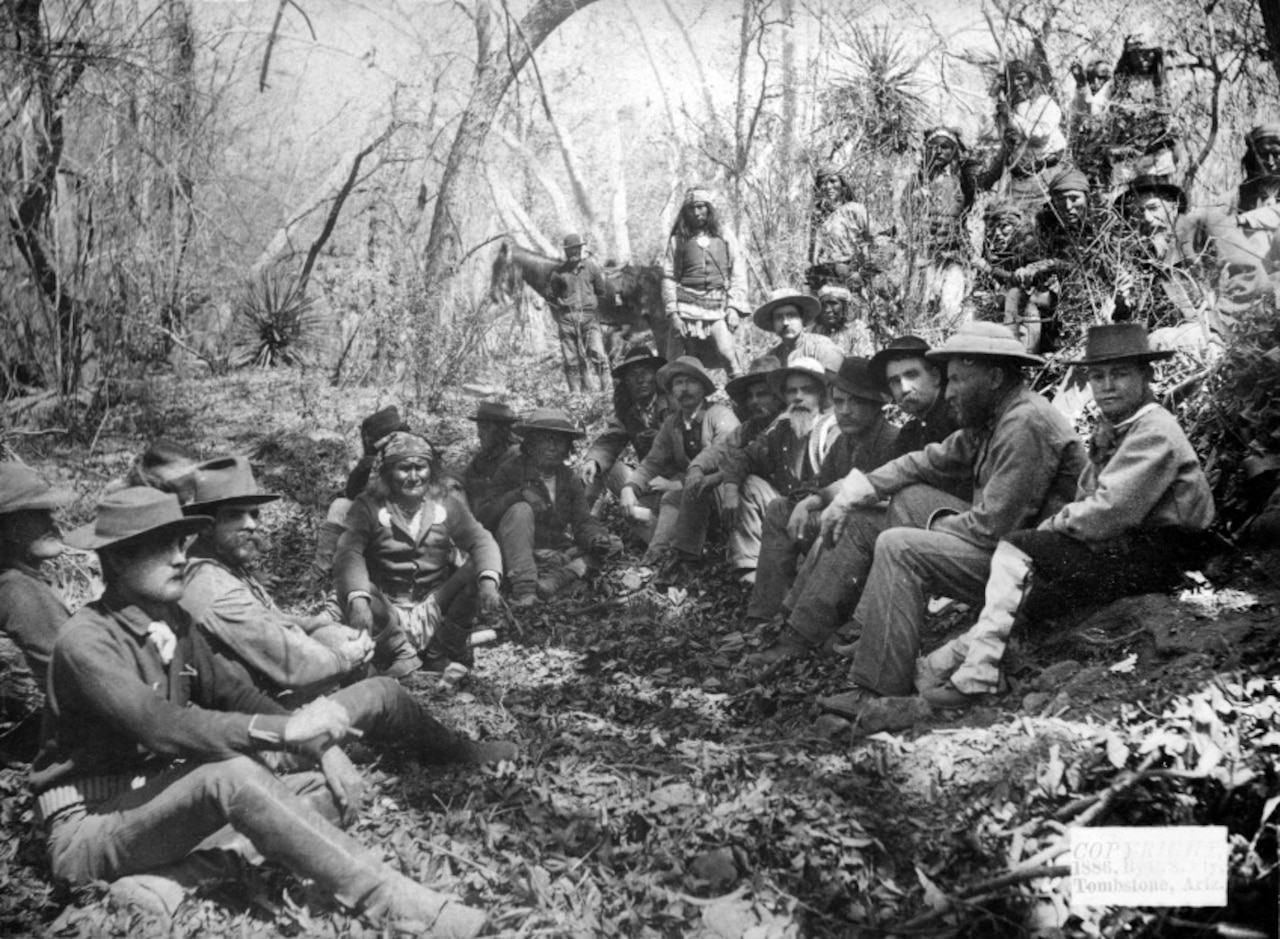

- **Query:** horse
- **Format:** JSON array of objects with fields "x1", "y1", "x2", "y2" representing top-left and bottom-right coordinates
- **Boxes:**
[{"x1": 489, "y1": 240, "x2": 667, "y2": 361}]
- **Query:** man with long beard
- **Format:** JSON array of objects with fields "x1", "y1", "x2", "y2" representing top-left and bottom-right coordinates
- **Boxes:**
[{"x1": 687, "y1": 356, "x2": 836, "y2": 584}]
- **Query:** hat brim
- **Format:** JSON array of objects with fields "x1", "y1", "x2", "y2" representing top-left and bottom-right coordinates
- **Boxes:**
[
  {"x1": 63, "y1": 515, "x2": 212, "y2": 551},
  {"x1": 183, "y1": 492, "x2": 281, "y2": 515},
  {"x1": 725, "y1": 371, "x2": 775, "y2": 400},
  {"x1": 468, "y1": 415, "x2": 518, "y2": 423},
  {"x1": 0, "y1": 485, "x2": 78, "y2": 514},
  {"x1": 657, "y1": 363, "x2": 716, "y2": 396},
  {"x1": 826, "y1": 370, "x2": 887, "y2": 402},
  {"x1": 1063, "y1": 350, "x2": 1176, "y2": 366},
  {"x1": 768, "y1": 365, "x2": 829, "y2": 398},
  {"x1": 926, "y1": 347, "x2": 1045, "y2": 367},
  {"x1": 752, "y1": 295, "x2": 821, "y2": 332},
  {"x1": 611, "y1": 354, "x2": 667, "y2": 379},
  {"x1": 869, "y1": 345, "x2": 933, "y2": 390},
  {"x1": 514, "y1": 423, "x2": 585, "y2": 439}
]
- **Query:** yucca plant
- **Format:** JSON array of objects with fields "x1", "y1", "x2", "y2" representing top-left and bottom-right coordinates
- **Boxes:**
[{"x1": 233, "y1": 270, "x2": 321, "y2": 369}]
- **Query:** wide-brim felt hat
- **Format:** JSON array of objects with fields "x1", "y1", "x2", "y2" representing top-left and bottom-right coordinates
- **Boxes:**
[
  {"x1": 726, "y1": 354, "x2": 783, "y2": 401},
  {"x1": 612, "y1": 344, "x2": 667, "y2": 379},
  {"x1": 184, "y1": 456, "x2": 281, "y2": 515},
  {"x1": 469, "y1": 401, "x2": 518, "y2": 424},
  {"x1": 829, "y1": 356, "x2": 887, "y2": 403},
  {"x1": 926, "y1": 322, "x2": 1045, "y2": 367},
  {"x1": 515, "y1": 407, "x2": 585, "y2": 439},
  {"x1": 361, "y1": 405, "x2": 410, "y2": 443},
  {"x1": 1064, "y1": 323, "x2": 1175, "y2": 366},
  {"x1": 870, "y1": 336, "x2": 933, "y2": 391},
  {"x1": 64, "y1": 487, "x2": 211, "y2": 551},
  {"x1": 0, "y1": 462, "x2": 76, "y2": 515},
  {"x1": 752, "y1": 289, "x2": 821, "y2": 332},
  {"x1": 1118, "y1": 175, "x2": 1188, "y2": 214},
  {"x1": 768, "y1": 355, "x2": 830, "y2": 398},
  {"x1": 656, "y1": 356, "x2": 717, "y2": 396}
]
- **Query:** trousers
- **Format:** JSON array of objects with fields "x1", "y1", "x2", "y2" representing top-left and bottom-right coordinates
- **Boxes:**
[
  {"x1": 728, "y1": 476, "x2": 782, "y2": 571},
  {"x1": 556, "y1": 310, "x2": 608, "y2": 392}
]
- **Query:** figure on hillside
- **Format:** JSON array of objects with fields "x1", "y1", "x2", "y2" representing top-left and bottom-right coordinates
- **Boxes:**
[
  {"x1": 1094, "y1": 35, "x2": 1181, "y2": 196},
  {"x1": 989, "y1": 60, "x2": 1067, "y2": 209},
  {"x1": 661, "y1": 187, "x2": 747, "y2": 378},
  {"x1": 900, "y1": 127, "x2": 976, "y2": 327},
  {"x1": 0, "y1": 463, "x2": 75, "y2": 760},
  {"x1": 812, "y1": 284, "x2": 873, "y2": 355},
  {"x1": 749, "y1": 324, "x2": 1084, "y2": 676},
  {"x1": 456, "y1": 401, "x2": 522, "y2": 508},
  {"x1": 548, "y1": 233, "x2": 611, "y2": 392},
  {"x1": 333, "y1": 433, "x2": 503, "y2": 679},
  {"x1": 580, "y1": 345, "x2": 675, "y2": 518},
  {"x1": 751, "y1": 289, "x2": 844, "y2": 373},
  {"x1": 477, "y1": 409, "x2": 619, "y2": 607},
  {"x1": 917, "y1": 324, "x2": 1214, "y2": 709},
  {"x1": 806, "y1": 164, "x2": 878, "y2": 294},
  {"x1": 744, "y1": 339, "x2": 955, "y2": 658},
  {"x1": 1069, "y1": 58, "x2": 1113, "y2": 122},
  {"x1": 618, "y1": 356, "x2": 740, "y2": 580},
  {"x1": 1241, "y1": 124, "x2": 1280, "y2": 185},
  {"x1": 735, "y1": 356, "x2": 898, "y2": 622},
  {"x1": 686, "y1": 356, "x2": 838, "y2": 585},
  {"x1": 31, "y1": 486, "x2": 488, "y2": 935},
  {"x1": 971, "y1": 198, "x2": 1046, "y2": 351}
]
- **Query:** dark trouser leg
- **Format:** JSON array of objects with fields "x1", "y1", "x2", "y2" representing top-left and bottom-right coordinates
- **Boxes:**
[
  {"x1": 670, "y1": 486, "x2": 721, "y2": 559},
  {"x1": 328, "y1": 677, "x2": 473, "y2": 763},
  {"x1": 557, "y1": 315, "x2": 583, "y2": 392},
  {"x1": 582, "y1": 314, "x2": 608, "y2": 390},
  {"x1": 746, "y1": 497, "x2": 802, "y2": 623}
]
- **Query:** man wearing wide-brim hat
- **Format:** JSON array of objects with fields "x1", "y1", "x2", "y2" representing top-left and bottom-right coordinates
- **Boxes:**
[
  {"x1": 581, "y1": 344, "x2": 676, "y2": 508},
  {"x1": 458, "y1": 400, "x2": 522, "y2": 507},
  {"x1": 744, "y1": 356, "x2": 901, "y2": 641},
  {"x1": 918, "y1": 322, "x2": 1215, "y2": 708},
  {"x1": 752, "y1": 288, "x2": 844, "y2": 373},
  {"x1": 750, "y1": 324, "x2": 1085, "y2": 717},
  {"x1": 869, "y1": 335, "x2": 960, "y2": 461},
  {"x1": 620, "y1": 356, "x2": 740, "y2": 576},
  {"x1": 548, "y1": 232, "x2": 611, "y2": 393},
  {"x1": 1113, "y1": 175, "x2": 1206, "y2": 331},
  {"x1": 32, "y1": 485, "x2": 489, "y2": 934},
  {"x1": 477, "y1": 409, "x2": 618, "y2": 606}
]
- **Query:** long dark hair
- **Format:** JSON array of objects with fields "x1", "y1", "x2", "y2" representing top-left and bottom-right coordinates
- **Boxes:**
[{"x1": 668, "y1": 202, "x2": 723, "y2": 241}]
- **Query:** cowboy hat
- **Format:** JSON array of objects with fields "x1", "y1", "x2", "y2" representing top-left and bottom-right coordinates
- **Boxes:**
[
  {"x1": 926, "y1": 322, "x2": 1045, "y2": 367},
  {"x1": 64, "y1": 487, "x2": 210, "y2": 551},
  {"x1": 752, "y1": 289, "x2": 821, "y2": 332},
  {"x1": 829, "y1": 357, "x2": 887, "y2": 403},
  {"x1": 611, "y1": 344, "x2": 667, "y2": 379},
  {"x1": 0, "y1": 463, "x2": 76, "y2": 515},
  {"x1": 726, "y1": 354, "x2": 782, "y2": 402},
  {"x1": 870, "y1": 336, "x2": 934, "y2": 392},
  {"x1": 184, "y1": 457, "x2": 281, "y2": 515},
  {"x1": 1118, "y1": 175, "x2": 1188, "y2": 215},
  {"x1": 1064, "y1": 323, "x2": 1175, "y2": 366},
  {"x1": 656, "y1": 356, "x2": 717, "y2": 397},
  {"x1": 469, "y1": 401, "x2": 518, "y2": 424},
  {"x1": 515, "y1": 408, "x2": 585, "y2": 439},
  {"x1": 768, "y1": 355, "x2": 829, "y2": 399}
]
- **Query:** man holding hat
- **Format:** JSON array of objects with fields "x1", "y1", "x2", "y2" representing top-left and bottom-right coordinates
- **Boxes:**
[
  {"x1": 744, "y1": 356, "x2": 900, "y2": 633},
  {"x1": 478, "y1": 409, "x2": 618, "y2": 606},
  {"x1": 753, "y1": 288, "x2": 844, "y2": 373},
  {"x1": 458, "y1": 401, "x2": 522, "y2": 507},
  {"x1": 548, "y1": 233, "x2": 611, "y2": 392},
  {"x1": 581, "y1": 344, "x2": 675, "y2": 507},
  {"x1": 687, "y1": 355, "x2": 838, "y2": 583},
  {"x1": 661, "y1": 187, "x2": 748, "y2": 377},
  {"x1": 32, "y1": 487, "x2": 487, "y2": 935},
  {"x1": 918, "y1": 323, "x2": 1214, "y2": 708},
  {"x1": 620, "y1": 356, "x2": 740, "y2": 572}
]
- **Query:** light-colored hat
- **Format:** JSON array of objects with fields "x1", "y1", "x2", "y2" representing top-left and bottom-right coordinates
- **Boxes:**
[
  {"x1": 926, "y1": 322, "x2": 1045, "y2": 367},
  {"x1": 515, "y1": 408, "x2": 585, "y2": 439},
  {"x1": 1064, "y1": 323, "x2": 1175, "y2": 366},
  {"x1": 768, "y1": 355, "x2": 829, "y2": 399},
  {"x1": 0, "y1": 463, "x2": 75, "y2": 515},
  {"x1": 64, "y1": 487, "x2": 210, "y2": 551},
  {"x1": 656, "y1": 356, "x2": 717, "y2": 397},
  {"x1": 752, "y1": 289, "x2": 821, "y2": 332},
  {"x1": 184, "y1": 457, "x2": 281, "y2": 515}
]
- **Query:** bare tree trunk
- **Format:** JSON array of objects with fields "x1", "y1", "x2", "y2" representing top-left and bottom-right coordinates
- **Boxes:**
[
  {"x1": 605, "y1": 108, "x2": 632, "y2": 262},
  {"x1": 779, "y1": 0, "x2": 796, "y2": 170},
  {"x1": 1258, "y1": 0, "x2": 1280, "y2": 87},
  {"x1": 420, "y1": 0, "x2": 601, "y2": 298},
  {"x1": 485, "y1": 163, "x2": 558, "y2": 255},
  {"x1": 494, "y1": 125, "x2": 574, "y2": 231}
]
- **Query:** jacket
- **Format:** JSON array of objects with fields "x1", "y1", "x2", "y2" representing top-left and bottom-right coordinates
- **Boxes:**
[
  {"x1": 585, "y1": 392, "x2": 676, "y2": 474},
  {"x1": 719, "y1": 412, "x2": 840, "y2": 495},
  {"x1": 866, "y1": 385, "x2": 1086, "y2": 550},
  {"x1": 334, "y1": 493, "x2": 502, "y2": 607},
  {"x1": 549, "y1": 257, "x2": 608, "y2": 314},
  {"x1": 818, "y1": 417, "x2": 901, "y2": 488},
  {"x1": 477, "y1": 456, "x2": 609, "y2": 552},
  {"x1": 0, "y1": 564, "x2": 70, "y2": 688},
  {"x1": 766, "y1": 333, "x2": 845, "y2": 372},
  {"x1": 31, "y1": 593, "x2": 289, "y2": 803},
  {"x1": 459, "y1": 442, "x2": 521, "y2": 505},
  {"x1": 623, "y1": 403, "x2": 741, "y2": 495},
  {"x1": 1044, "y1": 401, "x2": 1214, "y2": 541}
]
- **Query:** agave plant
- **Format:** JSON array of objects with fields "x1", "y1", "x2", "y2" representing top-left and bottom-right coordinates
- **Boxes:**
[{"x1": 232, "y1": 271, "x2": 321, "y2": 369}]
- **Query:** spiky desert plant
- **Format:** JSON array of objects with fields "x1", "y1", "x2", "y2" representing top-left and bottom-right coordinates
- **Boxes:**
[{"x1": 232, "y1": 270, "x2": 321, "y2": 369}]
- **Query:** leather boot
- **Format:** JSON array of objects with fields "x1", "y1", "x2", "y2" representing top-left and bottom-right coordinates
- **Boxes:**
[
  {"x1": 422, "y1": 618, "x2": 473, "y2": 673},
  {"x1": 361, "y1": 872, "x2": 486, "y2": 938}
]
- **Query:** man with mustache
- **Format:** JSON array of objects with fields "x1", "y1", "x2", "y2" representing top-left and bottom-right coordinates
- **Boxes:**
[
  {"x1": 620, "y1": 356, "x2": 739, "y2": 578},
  {"x1": 1113, "y1": 176, "x2": 1207, "y2": 333},
  {"x1": 687, "y1": 356, "x2": 836, "y2": 584},
  {"x1": 753, "y1": 289, "x2": 844, "y2": 373},
  {"x1": 743, "y1": 356, "x2": 900, "y2": 638}
]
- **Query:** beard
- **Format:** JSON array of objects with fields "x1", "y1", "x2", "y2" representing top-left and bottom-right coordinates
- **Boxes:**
[{"x1": 784, "y1": 405, "x2": 818, "y2": 439}]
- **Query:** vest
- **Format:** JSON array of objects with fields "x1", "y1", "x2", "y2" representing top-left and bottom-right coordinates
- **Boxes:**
[{"x1": 675, "y1": 236, "x2": 731, "y2": 292}]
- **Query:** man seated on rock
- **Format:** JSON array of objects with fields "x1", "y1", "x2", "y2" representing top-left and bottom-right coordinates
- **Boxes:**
[
  {"x1": 751, "y1": 323, "x2": 1085, "y2": 674},
  {"x1": 314, "y1": 405, "x2": 409, "y2": 579},
  {"x1": 744, "y1": 356, "x2": 900, "y2": 634},
  {"x1": 805, "y1": 323, "x2": 1085, "y2": 720},
  {"x1": 32, "y1": 487, "x2": 488, "y2": 935},
  {"x1": 580, "y1": 345, "x2": 674, "y2": 509},
  {"x1": 477, "y1": 409, "x2": 618, "y2": 607},
  {"x1": 0, "y1": 463, "x2": 75, "y2": 759},
  {"x1": 743, "y1": 339, "x2": 959, "y2": 653},
  {"x1": 687, "y1": 356, "x2": 837, "y2": 585},
  {"x1": 619, "y1": 356, "x2": 740, "y2": 578},
  {"x1": 753, "y1": 289, "x2": 845, "y2": 373},
  {"x1": 457, "y1": 401, "x2": 522, "y2": 507},
  {"x1": 916, "y1": 323, "x2": 1214, "y2": 708}
]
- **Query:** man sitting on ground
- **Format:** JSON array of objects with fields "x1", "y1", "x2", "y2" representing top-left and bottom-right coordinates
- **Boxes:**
[
  {"x1": 478, "y1": 409, "x2": 618, "y2": 607},
  {"x1": 32, "y1": 487, "x2": 487, "y2": 935},
  {"x1": 917, "y1": 323, "x2": 1214, "y2": 707},
  {"x1": 687, "y1": 356, "x2": 838, "y2": 585},
  {"x1": 457, "y1": 401, "x2": 521, "y2": 507},
  {"x1": 870, "y1": 336, "x2": 961, "y2": 459},
  {"x1": 619, "y1": 356, "x2": 740, "y2": 578},
  {"x1": 752, "y1": 289, "x2": 844, "y2": 373}
]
